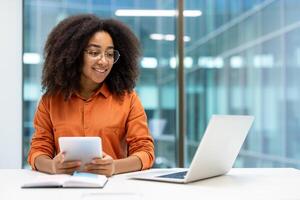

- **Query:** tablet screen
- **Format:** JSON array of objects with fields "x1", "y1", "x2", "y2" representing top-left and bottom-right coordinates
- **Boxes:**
[{"x1": 59, "y1": 137, "x2": 102, "y2": 165}]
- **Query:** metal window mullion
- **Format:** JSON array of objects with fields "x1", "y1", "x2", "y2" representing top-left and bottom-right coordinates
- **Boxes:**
[{"x1": 177, "y1": 0, "x2": 185, "y2": 168}]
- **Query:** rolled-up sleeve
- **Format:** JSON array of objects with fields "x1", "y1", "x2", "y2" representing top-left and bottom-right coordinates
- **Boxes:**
[
  {"x1": 126, "y1": 92, "x2": 155, "y2": 170},
  {"x1": 27, "y1": 96, "x2": 55, "y2": 170}
]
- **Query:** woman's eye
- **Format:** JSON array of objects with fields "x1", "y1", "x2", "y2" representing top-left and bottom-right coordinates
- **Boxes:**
[
  {"x1": 90, "y1": 51, "x2": 100, "y2": 57},
  {"x1": 106, "y1": 53, "x2": 114, "y2": 58}
]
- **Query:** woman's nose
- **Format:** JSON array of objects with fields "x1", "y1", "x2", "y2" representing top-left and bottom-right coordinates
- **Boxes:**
[{"x1": 96, "y1": 55, "x2": 109, "y2": 64}]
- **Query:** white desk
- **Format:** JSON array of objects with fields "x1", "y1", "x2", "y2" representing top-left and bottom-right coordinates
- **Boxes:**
[{"x1": 1, "y1": 168, "x2": 300, "y2": 200}]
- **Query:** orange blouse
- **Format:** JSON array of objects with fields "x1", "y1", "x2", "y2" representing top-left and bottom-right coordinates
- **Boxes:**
[{"x1": 28, "y1": 83, "x2": 155, "y2": 170}]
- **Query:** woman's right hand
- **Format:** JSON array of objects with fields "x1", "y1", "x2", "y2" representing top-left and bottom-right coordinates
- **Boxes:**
[{"x1": 51, "y1": 152, "x2": 81, "y2": 174}]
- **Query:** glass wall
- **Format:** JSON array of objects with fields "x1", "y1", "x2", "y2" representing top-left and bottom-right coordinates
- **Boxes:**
[
  {"x1": 23, "y1": 0, "x2": 177, "y2": 167},
  {"x1": 184, "y1": 0, "x2": 300, "y2": 168},
  {"x1": 23, "y1": 0, "x2": 300, "y2": 169}
]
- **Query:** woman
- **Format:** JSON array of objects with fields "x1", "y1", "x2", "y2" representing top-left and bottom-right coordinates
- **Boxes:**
[{"x1": 28, "y1": 14, "x2": 155, "y2": 176}]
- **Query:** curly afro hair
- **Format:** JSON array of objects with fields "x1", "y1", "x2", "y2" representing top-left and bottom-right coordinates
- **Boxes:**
[{"x1": 42, "y1": 14, "x2": 140, "y2": 99}]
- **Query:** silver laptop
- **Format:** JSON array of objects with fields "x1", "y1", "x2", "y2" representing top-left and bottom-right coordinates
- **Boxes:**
[{"x1": 130, "y1": 115, "x2": 254, "y2": 183}]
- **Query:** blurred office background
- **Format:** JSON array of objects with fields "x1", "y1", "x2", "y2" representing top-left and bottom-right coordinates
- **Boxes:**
[{"x1": 19, "y1": 0, "x2": 300, "y2": 169}]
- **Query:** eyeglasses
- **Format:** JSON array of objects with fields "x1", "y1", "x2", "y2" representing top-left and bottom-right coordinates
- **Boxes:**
[{"x1": 84, "y1": 49, "x2": 120, "y2": 64}]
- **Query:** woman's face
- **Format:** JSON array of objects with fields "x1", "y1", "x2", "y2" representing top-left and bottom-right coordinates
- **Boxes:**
[{"x1": 81, "y1": 31, "x2": 115, "y2": 89}]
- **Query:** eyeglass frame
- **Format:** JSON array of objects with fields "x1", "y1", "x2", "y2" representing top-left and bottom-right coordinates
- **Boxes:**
[{"x1": 84, "y1": 49, "x2": 120, "y2": 64}]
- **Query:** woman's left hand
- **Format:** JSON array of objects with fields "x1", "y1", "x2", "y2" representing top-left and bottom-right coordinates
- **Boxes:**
[{"x1": 84, "y1": 152, "x2": 115, "y2": 177}]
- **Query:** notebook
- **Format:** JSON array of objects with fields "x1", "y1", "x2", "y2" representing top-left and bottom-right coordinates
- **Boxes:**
[
  {"x1": 21, "y1": 171, "x2": 108, "y2": 188},
  {"x1": 130, "y1": 115, "x2": 254, "y2": 183}
]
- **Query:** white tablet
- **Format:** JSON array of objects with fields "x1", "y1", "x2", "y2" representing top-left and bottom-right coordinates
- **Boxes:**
[{"x1": 58, "y1": 137, "x2": 102, "y2": 165}]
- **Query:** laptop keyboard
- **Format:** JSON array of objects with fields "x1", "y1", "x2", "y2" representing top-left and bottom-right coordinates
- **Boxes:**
[{"x1": 157, "y1": 171, "x2": 187, "y2": 179}]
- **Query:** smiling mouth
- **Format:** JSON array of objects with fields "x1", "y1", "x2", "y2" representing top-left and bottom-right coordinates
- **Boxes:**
[{"x1": 93, "y1": 68, "x2": 108, "y2": 73}]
